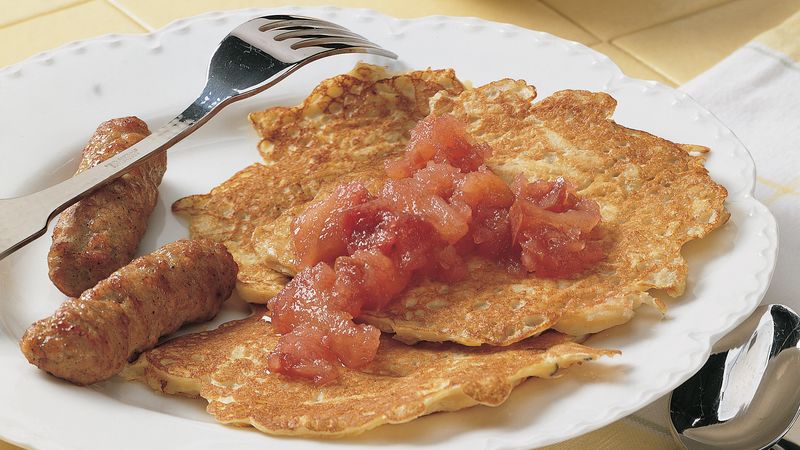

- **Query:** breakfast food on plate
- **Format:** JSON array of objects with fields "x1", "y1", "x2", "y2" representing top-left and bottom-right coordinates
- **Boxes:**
[
  {"x1": 48, "y1": 116, "x2": 167, "y2": 297},
  {"x1": 123, "y1": 306, "x2": 617, "y2": 437},
  {"x1": 21, "y1": 239, "x2": 237, "y2": 385},
  {"x1": 118, "y1": 63, "x2": 730, "y2": 436},
  {"x1": 173, "y1": 64, "x2": 729, "y2": 349},
  {"x1": 265, "y1": 113, "x2": 606, "y2": 382}
]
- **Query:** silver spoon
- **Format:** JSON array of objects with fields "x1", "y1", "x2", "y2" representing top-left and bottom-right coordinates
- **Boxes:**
[
  {"x1": 669, "y1": 304, "x2": 800, "y2": 450},
  {"x1": 0, "y1": 14, "x2": 396, "y2": 260}
]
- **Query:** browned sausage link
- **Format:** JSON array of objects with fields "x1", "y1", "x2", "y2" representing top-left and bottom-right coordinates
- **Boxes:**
[
  {"x1": 48, "y1": 116, "x2": 167, "y2": 297},
  {"x1": 21, "y1": 239, "x2": 238, "y2": 385}
]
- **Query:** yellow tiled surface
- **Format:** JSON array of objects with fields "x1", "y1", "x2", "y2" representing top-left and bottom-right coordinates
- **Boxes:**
[
  {"x1": 2, "y1": 0, "x2": 798, "y2": 86},
  {"x1": 117, "y1": 0, "x2": 598, "y2": 44},
  {"x1": 614, "y1": 0, "x2": 800, "y2": 84},
  {"x1": 0, "y1": 0, "x2": 84, "y2": 27},
  {"x1": 1, "y1": 1, "x2": 799, "y2": 450},
  {"x1": 755, "y1": 6, "x2": 800, "y2": 60},
  {"x1": 757, "y1": 8, "x2": 800, "y2": 60},
  {"x1": 0, "y1": 0, "x2": 145, "y2": 67},
  {"x1": 589, "y1": 42, "x2": 672, "y2": 84},
  {"x1": 543, "y1": 0, "x2": 730, "y2": 40}
]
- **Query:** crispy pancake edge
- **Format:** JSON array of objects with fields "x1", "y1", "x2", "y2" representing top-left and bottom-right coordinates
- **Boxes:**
[{"x1": 123, "y1": 307, "x2": 618, "y2": 437}]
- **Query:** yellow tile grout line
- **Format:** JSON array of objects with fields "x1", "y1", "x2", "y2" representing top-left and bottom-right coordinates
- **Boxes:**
[
  {"x1": 604, "y1": 42, "x2": 681, "y2": 85},
  {"x1": 537, "y1": 0, "x2": 602, "y2": 45},
  {"x1": 0, "y1": 0, "x2": 93, "y2": 31},
  {"x1": 538, "y1": 0, "x2": 748, "y2": 85},
  {"x1": 537, "y1": 0, "x2": 720, "y2": 85},
  {"x1": 601, "y1": 0, "x2": 747, "y2": 85},
  {"x1": 607, "y1": 0, "x2": 739, "y2": 41},
  {"x1": 104, "y1": 0, "x2": 155, "y2": 32}
]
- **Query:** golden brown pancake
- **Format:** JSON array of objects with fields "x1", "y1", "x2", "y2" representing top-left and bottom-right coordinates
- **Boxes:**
[
  {"x1": 363, "y1": 82, "x2": 728, "y2": 343},
  {"x1": 174, "y1": 65, "x2": 728, "y2": 345},
  {"x1": 123, "y1": 306, "x2": 616, "y2": 437}
]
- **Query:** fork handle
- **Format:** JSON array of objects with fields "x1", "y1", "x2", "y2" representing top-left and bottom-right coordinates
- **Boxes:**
[{"x1": 0, "y1": 92, "x2": 221, "y2": 260}]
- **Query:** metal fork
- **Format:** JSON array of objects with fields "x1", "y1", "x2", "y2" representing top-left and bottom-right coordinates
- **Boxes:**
[{"x1": 0, "y1": 15, "x2": 396, "y2": 259}]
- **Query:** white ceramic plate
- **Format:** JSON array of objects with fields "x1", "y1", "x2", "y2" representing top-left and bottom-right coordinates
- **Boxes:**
[{"x1": 0, "y1": 7, "x2": 778, "y2": 450}]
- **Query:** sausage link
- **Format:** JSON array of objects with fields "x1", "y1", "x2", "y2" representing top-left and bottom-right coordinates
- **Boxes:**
[
  {"x1": 48, "y1": 117, "x2": 167, "y2": 297},
  {"x1": 22, "y1": 239, "x2": 238, "y2": 385}
]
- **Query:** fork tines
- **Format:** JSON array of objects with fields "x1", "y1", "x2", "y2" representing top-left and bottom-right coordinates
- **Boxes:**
[
  {"x1": 256, "y1": 14, "x2": 397, "y2": 57},
  {"x1": 258, "y1": 16, "x2": 351, "y2": 33}
]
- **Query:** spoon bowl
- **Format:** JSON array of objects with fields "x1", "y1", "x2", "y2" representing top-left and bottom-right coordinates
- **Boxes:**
[{"x1": 669, "y1": 304, "x2": 800, "y2": 450}]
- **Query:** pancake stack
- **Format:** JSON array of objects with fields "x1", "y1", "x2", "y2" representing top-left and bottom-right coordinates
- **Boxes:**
[{"x1": 123, "y1": 63, "x2": 728, "y2": 436}]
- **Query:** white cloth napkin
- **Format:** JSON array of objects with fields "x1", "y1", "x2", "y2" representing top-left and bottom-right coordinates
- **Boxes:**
[
  {"x1": 683, "y1": 42, "x2": 800, "y2": 312},
  {"x1": 548, "y1": 10, "x2": 800, "y2": 450}
]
